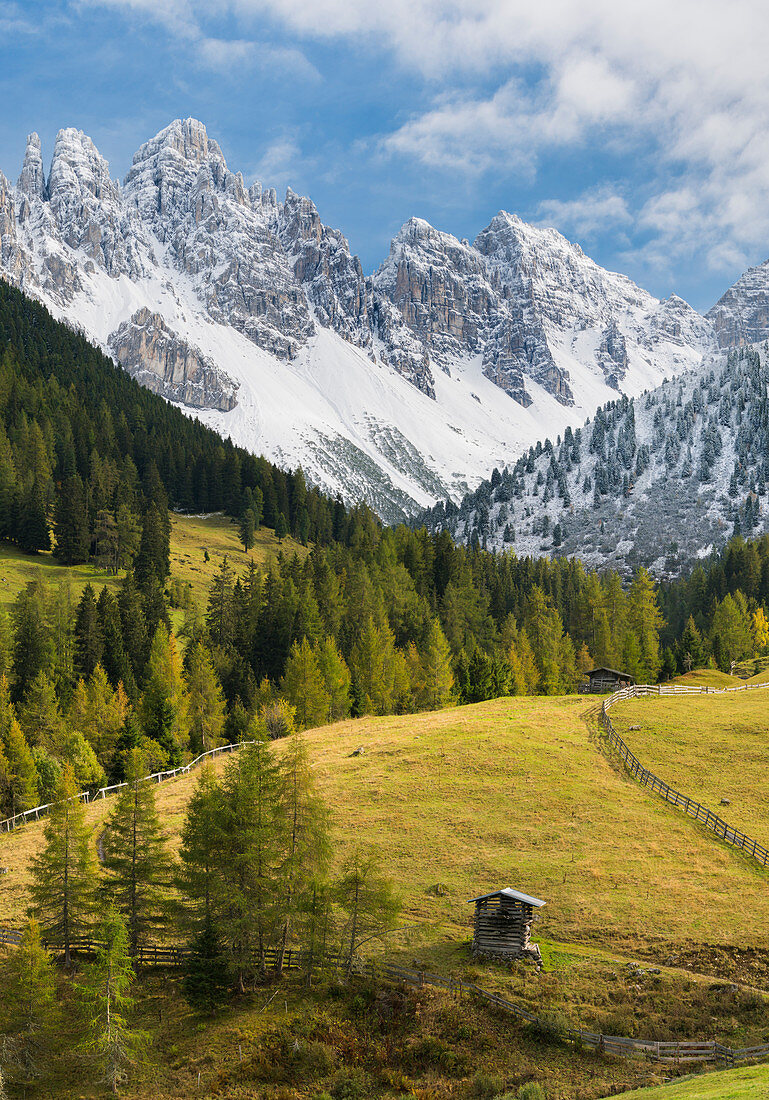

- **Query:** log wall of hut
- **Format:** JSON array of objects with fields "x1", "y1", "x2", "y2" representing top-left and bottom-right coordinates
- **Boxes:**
[{"x1": 472, "y1": 894, "x2": 534, "y2": 959}]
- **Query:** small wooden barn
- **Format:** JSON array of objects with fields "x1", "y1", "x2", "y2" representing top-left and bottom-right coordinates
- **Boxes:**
[
  {"x1": 468, "y1": 887, "x2": 546, "y2": 961},
  {"x1": 583, "y1": 666, "x2": 634, "y2": 694}
]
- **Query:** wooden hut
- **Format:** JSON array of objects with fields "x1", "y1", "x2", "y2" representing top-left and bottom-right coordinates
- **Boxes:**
[
  {"x1": 583, "y1": 666, "x2": 634, "y2": 694},
  {"x1": 468, "y1": 888, "x2": 545, "y2": 961}
]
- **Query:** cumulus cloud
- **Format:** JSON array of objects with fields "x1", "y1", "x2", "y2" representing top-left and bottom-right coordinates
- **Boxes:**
[
  {"x1": 80, "y1": 0, "x2": 769, "y2": 274},
  {"x1": 537, "y1": 187, "x2": 632, "y2": 239}
]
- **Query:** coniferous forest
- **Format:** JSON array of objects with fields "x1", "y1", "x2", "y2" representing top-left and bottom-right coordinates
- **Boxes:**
[{"x1": 1, "y1": 282, "x2": 769, "y2": 822}]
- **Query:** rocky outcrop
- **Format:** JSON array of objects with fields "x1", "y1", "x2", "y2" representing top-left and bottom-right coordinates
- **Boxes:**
[
  {"x1": 0, "y1": 118, "x2": 716, "y2": 433},
  {"x1": 124, "y1": 119, "x2": 313, "y2": 359},
  {"x1": 279, "y1": 187, "x2": 370, "y2": 346},
  {"x1": 109, "y1": 308, "x2": 239, "y2": 411},
  {"x1": 598, "y1": 322, "x2": 628, "y2": 388},
  {"x1": 46, "y1": 128, "x2": 148, "y2": 279},
  {"x1": 16, "y1": 133, "x2": 47, "y2": 216},
  {"x1": 707, "y1": 263, "x2": 769, "y2": 348}
]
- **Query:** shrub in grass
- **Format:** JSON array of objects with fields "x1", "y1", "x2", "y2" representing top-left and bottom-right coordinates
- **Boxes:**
[{"x1": 471, "y1": 1072, "x2": 506, "y2": 1098}]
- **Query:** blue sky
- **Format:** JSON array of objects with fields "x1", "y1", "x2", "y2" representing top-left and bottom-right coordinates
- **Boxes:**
[{"x1": 3, "y1": 0, "x2": 769, "y2": 311}]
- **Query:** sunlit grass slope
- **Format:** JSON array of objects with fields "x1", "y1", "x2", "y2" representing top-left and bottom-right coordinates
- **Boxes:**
[
  {"x1": 0, "y1": 511, "x2": 305, "y2": 613},
  {"x1": 4, "y1": 696, "x2": 769, "y2": 954},
  {"x1": 668, "y1": 669, "x2": 743, "y2": 688},
  {"x1": 611, "y1": 691, "x2": 769, "y2": 844},
  {"x1": 618, "y1": 1063, "x2": 769, "y2": 1100}
]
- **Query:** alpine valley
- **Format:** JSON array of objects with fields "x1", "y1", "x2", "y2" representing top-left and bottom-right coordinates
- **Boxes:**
[{"x1": 0, "y1": 116, "x2": 735, "y2": 524}]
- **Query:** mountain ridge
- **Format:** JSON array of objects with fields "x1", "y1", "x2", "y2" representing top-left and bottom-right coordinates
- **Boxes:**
[{"x1": 0, "y1": 117, "x2": 766, "y2": 520}]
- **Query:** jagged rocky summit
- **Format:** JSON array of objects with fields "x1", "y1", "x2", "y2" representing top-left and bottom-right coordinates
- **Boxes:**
[{"x1": 0, "y1": 117, "x2": 756, "y2": 521}]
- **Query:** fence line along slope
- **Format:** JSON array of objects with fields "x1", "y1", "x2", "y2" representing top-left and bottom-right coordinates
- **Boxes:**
[{"x1": 601, "y1": 682, "x2": 769, "y2": 868}]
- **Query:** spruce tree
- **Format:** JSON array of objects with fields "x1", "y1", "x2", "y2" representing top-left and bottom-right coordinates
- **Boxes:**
[
  {"x1": 217, "y1": 739, "x2": 285, "y2": 986},
  {"x1": 316, "y1": 637, "x2": 352, "y2": 722},
  {"x1": 11, "y1": 583, "x2": 53, "y2": 703},
  {"x1": 335, "y1": 848, "x2": 401, "y2": 977},
  {"x1": 74, "y1": 585, "x2": 103, "y2": 681},
  {"x1": 18, "y1": 671, "x2": 64, "y2": 754},
  {"x1": 0, "y1": 918, "x2": 57, "y2": 1094},
  {"x1": 627, "y1": 567, "x2": 664, "y2": 681},
  {"x1": 75, "y1": 904, "x2": 145, "y2": 1095},
  {"x1": 139, "y1": 627, "x2": 189, "y2": 764},
  {"x1": 417, "y1": 619, "x2": 454, "y2": 710},
  {"x1": 280, "y1": 638, "x2": 330, "y2": 730},
  {"x1": 101, "y1": 749, "x2": 170, "y2": 956},
  {"x1": 185, "y1": 642, "x2": 226, "y2": 755},
  {"x1": 276, "y1": 732, "x2": 331, "y2": 972},
  {"x1": 134, "y1": 503, "x2": 170, "y2": 593},
  {"x1": 54, "y1": 474, "x2": 90, "y2": 565},
  {"x1": 177, "y1": 764, "x2": 223, "y2": 926},
  {"x1": 238, "y1": 508, "x2": 256, "y2": 553},
  {"x1": 1, "y1": 697, "x2": 39, "y2": 818},
  {"x1": 29, "y1": 764, "x2": 96, "y2": 966},
  {"x1": 182, "y1": 915, "x2": 230, "y2": 1015},
  {"x1": 274, "y1": 511, "x2": 288, "y2": 540}
]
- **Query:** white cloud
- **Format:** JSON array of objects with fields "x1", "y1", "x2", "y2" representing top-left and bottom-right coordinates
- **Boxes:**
[
  {"x1": 537, "y1": 187, "x2": 632, "y2": 238},
  {"x1": 80, "y1": 0, "x2": 769, "y2": 275}
]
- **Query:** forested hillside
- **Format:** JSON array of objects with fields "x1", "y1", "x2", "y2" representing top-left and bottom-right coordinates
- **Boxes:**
[
  {"x1": 0, "y1": 279, "x2": 357, "y2": 556},
  {"x1": 1, "y1": 283, "x2": 769, "y2": 825},
  {"x1": 422, "y1": 347, "x2": 769, "y2": 572}
]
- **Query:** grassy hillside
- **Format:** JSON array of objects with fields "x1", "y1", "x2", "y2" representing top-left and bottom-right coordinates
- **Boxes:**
[
  {"x1": 667, "y1": 669, "x2": 742, "y2": 688},
  {"x1": 619, "y1": 1063, "x2": 769, "y2": 1099},
  {"x1": 5, "y1": 695, "x2": 769, "y2": 956},
  {"x1": 5, "y1": 692, "x2": 769, "y2": 1096},
  {"x1": 610, "y1": 691, "x2": 769, "y2": 844},
  {"x1": 0, "y1": 511, "x2": 306, "y2": 614}
]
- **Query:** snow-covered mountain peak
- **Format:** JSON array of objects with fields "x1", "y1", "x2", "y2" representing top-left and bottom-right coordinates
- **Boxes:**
[
  {"x1": 3, "y1": 116, "x2": 758, "y2": 523},
  {"x1": 17, "y1": 132, "x2": 46, "y2": 203}
]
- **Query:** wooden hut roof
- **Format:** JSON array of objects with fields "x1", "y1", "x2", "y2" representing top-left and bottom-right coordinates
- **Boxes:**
[
  {"x1": 467, "y1": 888, "x2": 546, "y2": 908},
  {"x1": 587, "y1": 666, "x2": 632, "y2": 680}
]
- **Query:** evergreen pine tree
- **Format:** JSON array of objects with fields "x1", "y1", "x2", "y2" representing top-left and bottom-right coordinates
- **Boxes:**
[
  {"x1": 101, "y1": 749, "x2": 170, "y2": 955},
  {"x1": 54, "y1": 474, "x2": 90, "y2": 565},
  {"x1": 417, "y1": 619, "x2": 454, "y2": 709},
  {"x1": 185, "y1": 643, "x2": 226, "y2": 755},
  {"x1": 274, "y1": 512, "x2": 288, "y2": 540},
  {"x1": 238, "y1": 508, "x2": 256, "y2": 553},
  {"x1": 217, "y1": 739, "x2": 285, "y2": 986},
  {"x1": 2, "y1": 710, "x2": 39, "y2": 818},
  {"x1": 75, "y1": 904, "x2": 145, "y2": 1095},
  {"x1": 316, "y1": 637, "x2": 352, "y2": 722},
  {"x1": 182, "y1": 915, "x2": 230, "y2": 1015},
  {"x1": 280, "y1": 638, "x2": 330, "y2": 730},
  {"x1": 11, "y1": 583, "x2": 53, "y2": 703},
  {"x1": 627, "y1": 567, "x2": 664, "y2": 681},
  {"x1": 18, "y1": 671, "x2": 64, "y2": 754},
  {"x1": 0, "y1": 918, "x2": 57, "y2": 1094},
  {"x1": 139, "y1": 627, "x2": 189, "y2": 764},
  {"x1": 74, "y1": 585, "x2": 103, "y2": 681},
  {"x1": 177, "y1": 764, "x2": 223, "y2": 926},
  {"x1": 275, "y1": 734, "x2": 331, "y2": 974},
  {"x1": 28, "y1": 764, "x2": 96, "y2": 966},
  {"x1": 335, "y1": 848, "x2": 401, "y2": 977}
]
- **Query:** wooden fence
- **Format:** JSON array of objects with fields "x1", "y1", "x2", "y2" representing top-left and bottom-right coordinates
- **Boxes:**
[
  {"x1": 0, "y1": 740, "x2": 256, "y2": 833},
  {"x1": 1, "y1": 929, "x2": 767, "y2": 1068},
  {"x1": 600, "y1": 681, "x2": 769, "y2": 869}
]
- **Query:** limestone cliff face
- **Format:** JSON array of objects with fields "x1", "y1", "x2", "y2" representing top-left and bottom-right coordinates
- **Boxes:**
[
  {"x1": 109, "y1": 308, "x2": 239, "y2": 412},
  {"x1": 707, "y1": 263, "x2": 769, "y2": 348},
  {"x1": 0, "y1": 118, "x2": 716, "y2": 412},
  {"x1": 123, "y1": 118, "x2": 313, "y2": 359},
  {"x1": 279, "y1": 187, "x2": 370, "y2": 347}
]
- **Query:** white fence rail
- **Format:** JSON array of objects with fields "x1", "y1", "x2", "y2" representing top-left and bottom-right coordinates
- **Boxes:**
[{"x1": 0, "y1": 740, "x2": 255, "y2": 833}]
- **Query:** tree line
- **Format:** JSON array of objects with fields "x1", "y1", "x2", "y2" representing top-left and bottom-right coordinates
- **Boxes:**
[
  {"x1": 0, "y1": 279, "x2": 371, "y2": 559},
  {"x1": 1, "y1": 731, "x2": 399, "y2": 1095}
]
